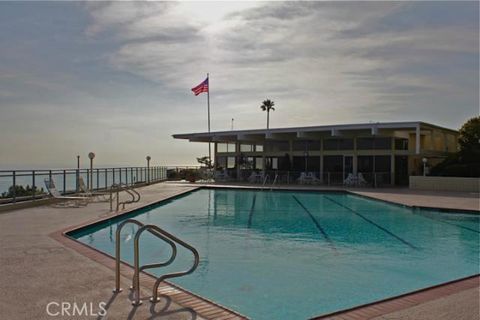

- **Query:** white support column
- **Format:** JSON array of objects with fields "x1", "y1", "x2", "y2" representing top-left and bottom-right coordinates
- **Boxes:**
[
  {"x1": 319, "y1": 139, "x2": 324, "y2": 183},
  {"x1": 415, "y1": 124, "x2": 421, "y2": 155},
  {"x1": 390, "y1": 154, "x2": 395, "y2": 186},
  {"x1": 353, "y1": 137, "x2": 358, "y2": 175},
  {"x1": 390, "y1": 137, "x2": 395, "y2": 186}
]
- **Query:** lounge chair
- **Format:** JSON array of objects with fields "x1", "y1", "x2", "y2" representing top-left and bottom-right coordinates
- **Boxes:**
[
  {"x1": 78, "y1": 176, "x2": 110, "y2": 202},
  {"x1": 357, "y1": 173, "x2": 368, "y2": 187},
  {"x1": 344, "y1": 173, "x2": 356, "y2": 187},
  {"x1": 297, "y1": 172, "x2": 307, "y2": 184},
  {"x1": 44, "y1": 178, "x2": 89, "y2": 207},
  {"x1": 307, "y1": 172, "x2": 320, "y2": 184},
  {"x1": 214, "y1": 170, "x2": 229, "y2": 182}
]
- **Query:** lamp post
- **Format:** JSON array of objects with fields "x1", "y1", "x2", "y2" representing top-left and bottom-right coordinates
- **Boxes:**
[
  {"x1": 76, "y1": 155, "x2": 80, "y2": 192},
  {"x1": 146, "y1": 156, "x2": 151, "y2": 184},
  {"x1": 422, "y1": 157, "x2": 427, "y2": 176},
  {"x1": 88, "y1": 152, "x2": 95, "y2": 190}
]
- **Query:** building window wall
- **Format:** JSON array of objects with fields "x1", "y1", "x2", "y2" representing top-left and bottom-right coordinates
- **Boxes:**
[
  {"x1": 265, "y1": 141, "x2": 290, "y2": 152},
  {"x1": 217, "y1": 143, "x2": 236, "y2": 153},
  {"x1": 357, "y1": 137, "x2": 391, "y2": 150},
  {"x1": 323, "y1": 138, "x2": 354, "y2": 150},
  {"x1": 395, "y1": 138, "x2": 408, "y2": 150},
  {"x1": 227, "y1": 156, "x2": 236, "y2": 169},
  {"x1": 240, "y1": 144, "x2": 254, "y2": 152},
  {"x1": 293, "y1": 140, "x2": 321, "y2": 151},
  {"x1": 216, "y1": 156, "x2": 227, "y2": 170},
  {"x1": 357, "y1": 155, "x2": 391, "y2": 173}
]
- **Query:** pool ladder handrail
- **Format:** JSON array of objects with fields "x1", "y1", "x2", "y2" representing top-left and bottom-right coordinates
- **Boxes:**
[
  {"x1": 261, "y1": 174, "x2": 269, "y2": 188},
  {"x1": 113, "y1": 219, "x2": 199, "y2": 306},
  {"x1": 109, "y1": 183, "x2": 141, "y2": 211},
  {"x1": 270, "y1": 173, "x2": 279, "y2": 191}
]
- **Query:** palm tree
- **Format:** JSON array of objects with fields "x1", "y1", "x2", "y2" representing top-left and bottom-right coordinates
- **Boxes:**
[{"x1": 260, "y1": 99, "x2": 275, "y2": 129}]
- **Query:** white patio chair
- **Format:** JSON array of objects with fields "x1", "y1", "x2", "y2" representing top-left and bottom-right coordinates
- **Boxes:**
[
  {"x1": 357, "y1": 173, "x2": 368, "y2": 187},
  {"x1": 297, "y1": 172, "x2": 307, "y2": 184},
  {"x1": 44, "y1": 178, "x2": 89, "y2": 207},
  {"x1": 78, "y1": 176, "x2": 110, "y2": 202},
  {"x1": 307, "y1": 172, "x2": 320, "y2": 184}
]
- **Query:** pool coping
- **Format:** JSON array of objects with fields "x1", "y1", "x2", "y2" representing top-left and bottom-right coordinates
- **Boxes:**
[
  {"x1": 50, "y1": 186, "x2": 249, "y2": 320},
  {"x1": 310, "y1": 274, "x2": 480, "y2": 320},
  {"x1": 51, "y1": 185, "x2": 479, "y2": 320}
]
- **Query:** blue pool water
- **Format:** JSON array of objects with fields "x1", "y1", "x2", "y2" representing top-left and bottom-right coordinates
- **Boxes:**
[{"x1": 70, "y1": 189, "x2": 479, "y2": 319}]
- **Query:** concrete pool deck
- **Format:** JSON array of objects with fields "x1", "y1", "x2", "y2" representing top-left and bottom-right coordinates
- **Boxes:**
[{"x1": 0, "y1": 182, "x2": 478, "y2": 319}]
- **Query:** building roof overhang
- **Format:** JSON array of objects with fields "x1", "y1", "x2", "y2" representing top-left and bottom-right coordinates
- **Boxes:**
[{"x1": 172, "y1": 121, "x2": 458, "y2": 143}]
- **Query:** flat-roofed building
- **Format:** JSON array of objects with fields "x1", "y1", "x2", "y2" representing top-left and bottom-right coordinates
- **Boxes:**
[{"x1": 173, "y1": 121, "x2": 459, "y2": 186}]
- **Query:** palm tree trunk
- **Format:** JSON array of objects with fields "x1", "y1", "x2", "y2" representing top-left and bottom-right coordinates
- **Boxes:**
[{"x1": 267, "y1": 110, "x2": 270, "y2": 129}]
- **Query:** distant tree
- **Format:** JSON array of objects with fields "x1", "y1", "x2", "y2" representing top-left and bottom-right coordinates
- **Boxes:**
[
  {"x1": 430, "y1": 116, "x2": 480, "y2": 177},
  {"x1": 196, "y1": 156, "x2": 213, "y2": 168},
  {"x1": 260, "y1": 99, "x2": 275, "y2": 129},
  {"x1": 1, "y1": 185, "x2": 44, "y2": 198},
  {"x1": 458, "y1": 116, "x2": 480, "y2": 162}
]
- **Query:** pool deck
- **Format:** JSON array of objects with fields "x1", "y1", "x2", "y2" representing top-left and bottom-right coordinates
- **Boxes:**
[{"x1": 0, "y1": 182, "x2": 478, "y2": 320}]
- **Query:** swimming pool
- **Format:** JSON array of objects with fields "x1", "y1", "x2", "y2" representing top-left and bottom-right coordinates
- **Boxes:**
[{"x1": 70, "y1": 188, "x2": 479, "y2": 319}]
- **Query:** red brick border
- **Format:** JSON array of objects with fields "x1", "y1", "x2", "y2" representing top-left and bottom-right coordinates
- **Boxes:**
[
  {"x1": 50, "y1": 229, "x2": 248, "y2": 320},
  {"x1": 311, "y1": 274, "x2": 479, "y2": 320},
  {"x1": 49, "y1": 186, "x2": 248, "y2": 320}
]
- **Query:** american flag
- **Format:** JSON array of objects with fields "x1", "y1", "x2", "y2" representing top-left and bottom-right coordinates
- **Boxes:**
[{"x1": 191, "y1": 77, "x2": 209, "y2": 96}]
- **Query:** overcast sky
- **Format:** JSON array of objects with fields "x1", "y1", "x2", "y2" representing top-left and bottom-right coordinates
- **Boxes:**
[{"x1": 0, "y1": 1, "x2": 478, "y2": 168}]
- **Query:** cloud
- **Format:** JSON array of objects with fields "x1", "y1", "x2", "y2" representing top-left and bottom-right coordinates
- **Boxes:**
[
  {"x1": 0, "y1": 1, "x2": 477, "y2": 167},
  {"x1": 84, "y1": 2, "x2": 478, "y2": 118}
]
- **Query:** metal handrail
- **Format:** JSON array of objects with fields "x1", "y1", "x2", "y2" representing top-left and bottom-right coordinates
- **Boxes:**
[
  {"x1": 109, "y1": 183, "x2": 141, "y2": 211},
  {"x1": 270, "y1": 173, "x2": 279, "y2": 190},
  {"x1": 113, "y1": 219, "x2": 199, "y2": 306},
  {"x1": 261, "y1": 174, "x2": 269, "y2": 188},
  {"x1": 113, "y1": 219, "x2": 177, "y2": 297},
  {"x1": 132, "y1": 224, "x2": 200, "y2": 304}
]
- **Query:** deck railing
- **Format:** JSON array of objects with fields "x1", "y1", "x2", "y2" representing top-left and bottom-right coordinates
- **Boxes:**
[{"x1": 0, "y1": 166, "x2": 168, "y2": 204}]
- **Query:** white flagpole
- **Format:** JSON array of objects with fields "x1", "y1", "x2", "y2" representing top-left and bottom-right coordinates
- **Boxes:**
[{"x1": 207, "y1": 73, "x2": 211, "y2": 167}]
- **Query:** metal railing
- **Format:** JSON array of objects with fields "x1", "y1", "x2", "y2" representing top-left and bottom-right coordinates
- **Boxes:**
[
  {"x1": 0, "y1": 166, "x2": 167, "y2": 204},
  {"x1": 113, "y1": 219, "x2": 199, "y2": 306},
  {"x1": 213, "y1": 170, "x2": 394, "y2": 187},
  {"x1": 110, "y1": 183, "x2": 141, "y2": 212}
]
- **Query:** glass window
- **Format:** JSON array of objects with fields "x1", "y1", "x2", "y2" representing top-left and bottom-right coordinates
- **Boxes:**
[
  {"x1": 255, "y1": 157, "x2": 263, "y2": 170},
  {"x1": 356, "y1": 138, "x2": 374, "y2": 150},
  {"x1": 375, "y1": 138, "x2": 392, "y2": 149},
  {"x1": 216, "y1": 156, "x2": 227, "y2": 169},
  {"x1": 358, "y1": 156, "x2": 374, "y2": 172},
  {"x1": 227, "y1": 157, "x2": 236, "y2": 169},
  {"x1": 240, "y1": 144, "x2": 254, "y2": 152},
  {"x1": 357, "y1": 137, "x2": 391, "y2": 150},
  {"x1": 293, "y1": 140, "x2": 307, "y2": 151},
  {"x1": 323, "y1": 155, "x2": 343, "y2": 172},
  {"x1": 255, "y1": 144, "x2": 263, "y2": 152},
  {"x1": 375, "y1": 156, "x2": 391, "y2": 172},
  {"x1": 217, "y1": 143, "x2": 227, "y2": 153},
  {"x1": 323, "y1": 139, "x2": 353, "y2": 150},
  {"x1": 358, "y1": 156, "x2": 391, "y2": 172},
  {"x1": 265, "y1": 141, "x2": 289, "y2": 152},
  {"x1": 217, "y1": 143, "x2": 236, "y2": 153},
  {"x1": 265, "y1": 157, "x2": 279, "y2": 170},
  {"x1": 395, "y1": 138, "x2": 409, "y2": 150}
]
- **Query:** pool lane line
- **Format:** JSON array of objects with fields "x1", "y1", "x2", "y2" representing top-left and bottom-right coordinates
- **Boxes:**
[
  {"x1": 247, "y1": 194, "x2": 257, "y2": 228},
  {"x1": 413, "y1": 212, "x2": 480, "y2": 234},
  {"x1": 292, "y1": 195, "x2": 337, "y2": 252},
  {"x1": 324, "y1": 196, "x2": 419, "y2": 250}
]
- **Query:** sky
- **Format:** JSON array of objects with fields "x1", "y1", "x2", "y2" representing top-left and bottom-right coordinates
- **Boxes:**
[{"x1": 0, "y1": 1, "x2": 478, "y2": 168}]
